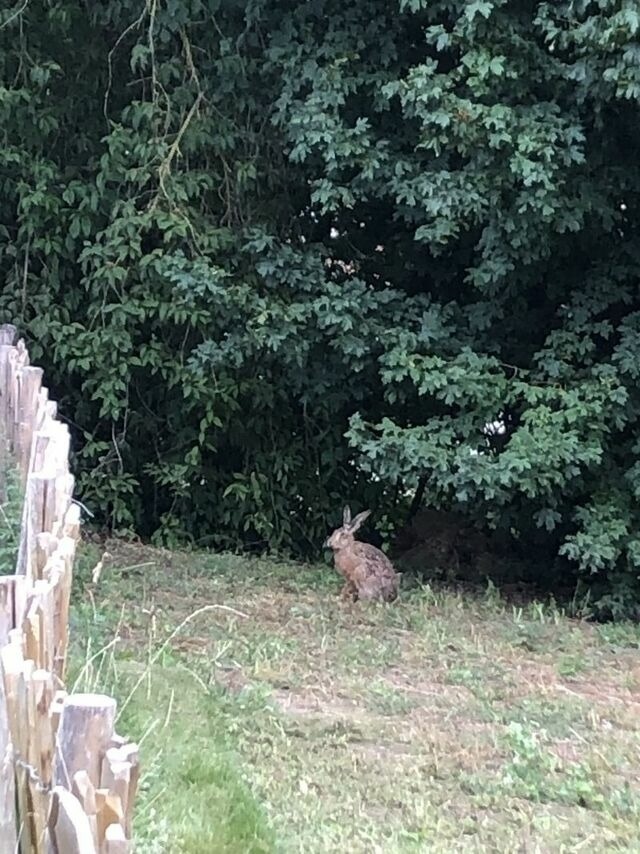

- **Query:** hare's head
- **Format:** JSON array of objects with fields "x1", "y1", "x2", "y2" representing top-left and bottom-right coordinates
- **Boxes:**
[{"x1": 325, "y1": 505, "x2": 372, "y2": 551}]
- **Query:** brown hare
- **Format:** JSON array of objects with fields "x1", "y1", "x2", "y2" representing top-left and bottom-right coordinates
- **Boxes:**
[{"x1": 325, "y1": 506, "x2": 399, "y2": 602}]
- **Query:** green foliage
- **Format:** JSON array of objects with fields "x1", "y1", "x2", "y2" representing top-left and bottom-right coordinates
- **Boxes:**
[
  {"x1": 475, "y1": 720, "x2": 640, "y2": 818},
  {"x1": 2, "y1": 1, "x2": 640, "y2": 612},
  {"x1": 500, "y1": 722, "x2": 601, "y2": 807},
  {"x1": 0, "y1": 446, "x2": 23, "y2": 574}
]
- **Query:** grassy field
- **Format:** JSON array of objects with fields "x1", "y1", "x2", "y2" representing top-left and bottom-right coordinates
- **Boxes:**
[{"x1": 69, "y1": 540, "x2": 640, "y2": 853}]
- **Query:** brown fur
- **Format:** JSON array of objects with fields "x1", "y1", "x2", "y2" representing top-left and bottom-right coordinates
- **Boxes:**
[{"x1": 325, "y1": 507, "x2": 399, "y2": 602}]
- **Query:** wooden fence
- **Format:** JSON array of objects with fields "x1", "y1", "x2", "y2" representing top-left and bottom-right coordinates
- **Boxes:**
[{"x1": 0, "y1": 325, "x2": 139, "y2": 853}]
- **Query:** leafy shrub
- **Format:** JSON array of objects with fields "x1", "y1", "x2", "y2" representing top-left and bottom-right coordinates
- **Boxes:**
[{"x1": 2, "y1": 1, "x2": 640, "y2": 613}]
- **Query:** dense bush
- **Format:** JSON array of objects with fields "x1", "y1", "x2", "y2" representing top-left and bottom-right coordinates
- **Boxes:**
[{"x1": 2, "y1": 1, "x2": 640, "y2": 614}]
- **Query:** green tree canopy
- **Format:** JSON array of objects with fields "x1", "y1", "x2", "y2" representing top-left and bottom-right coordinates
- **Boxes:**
[{"x1": 2, "y1": 0, "x2": 640, "y2": 614}]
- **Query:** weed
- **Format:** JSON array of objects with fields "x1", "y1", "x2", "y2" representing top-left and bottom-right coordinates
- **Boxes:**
[
  {"x1": 365, "y1": 679, "x2": 415, "y2": 716},
  {"x1": 596, "y1": 623, "x2": 640, "y2": 650},
  {"x1": 483, "y1": 578, "x2": 503, "y2": 610},
  {"x1": 556, "y1": 653, "x2": 588, "y2": 678}
]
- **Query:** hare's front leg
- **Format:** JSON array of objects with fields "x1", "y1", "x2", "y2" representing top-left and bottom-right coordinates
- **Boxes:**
[{"x1": 340, "y1": 581, "x2": 358, "y2": 601}]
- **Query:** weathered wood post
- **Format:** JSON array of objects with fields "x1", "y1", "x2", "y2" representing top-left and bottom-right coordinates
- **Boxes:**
[{"x1": 0, "y1": 324, "x2": 139, "y2": 853}]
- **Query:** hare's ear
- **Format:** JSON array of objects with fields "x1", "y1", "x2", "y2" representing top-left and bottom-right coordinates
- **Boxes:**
[
  {"x1": 342, "y1": 505, "x2": 352, "y2": 526},
  {"x1": 350, "y1": 509, "x2": 372, "y2": 532}
]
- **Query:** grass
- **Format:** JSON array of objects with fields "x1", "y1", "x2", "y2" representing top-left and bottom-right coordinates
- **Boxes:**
[
  {"x1": 69, "y1": 540, "x2": 640, "y2": 852},
  {"x1": 0, "y1": 443, "x2": 24, "y2": 574}
]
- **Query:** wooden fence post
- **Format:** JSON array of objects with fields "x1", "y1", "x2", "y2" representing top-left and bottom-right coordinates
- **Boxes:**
[
  {"x1": 0, "y1": 576, "x2": 17, "y2": 851},
  {"x1": 0, "y1": 680, "x2": 16, "y2": 851},
  {"x1": 53, "y1": 694, "x2": 117, "y2": 791},
  {"x1": 0, "y1": 331, "x2": 139, "y2": 851}
]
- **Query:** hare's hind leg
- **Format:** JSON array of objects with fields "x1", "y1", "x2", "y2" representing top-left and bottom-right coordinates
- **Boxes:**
[
  {"x1": 354, "y1": 577, "x2": 382, "y2": 602},
  {"x1": 357, "y1": 569, "x2": 398, "y2": 603}
]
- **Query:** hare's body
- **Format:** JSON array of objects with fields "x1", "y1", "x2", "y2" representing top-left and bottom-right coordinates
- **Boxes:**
[{"x1": 326, "y1": 507, "x2": 399, "y2": 603}]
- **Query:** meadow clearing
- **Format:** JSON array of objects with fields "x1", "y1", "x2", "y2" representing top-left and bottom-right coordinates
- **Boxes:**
[{"x1": 70, "y1": 541, "x2": 640, "y2": 853}]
